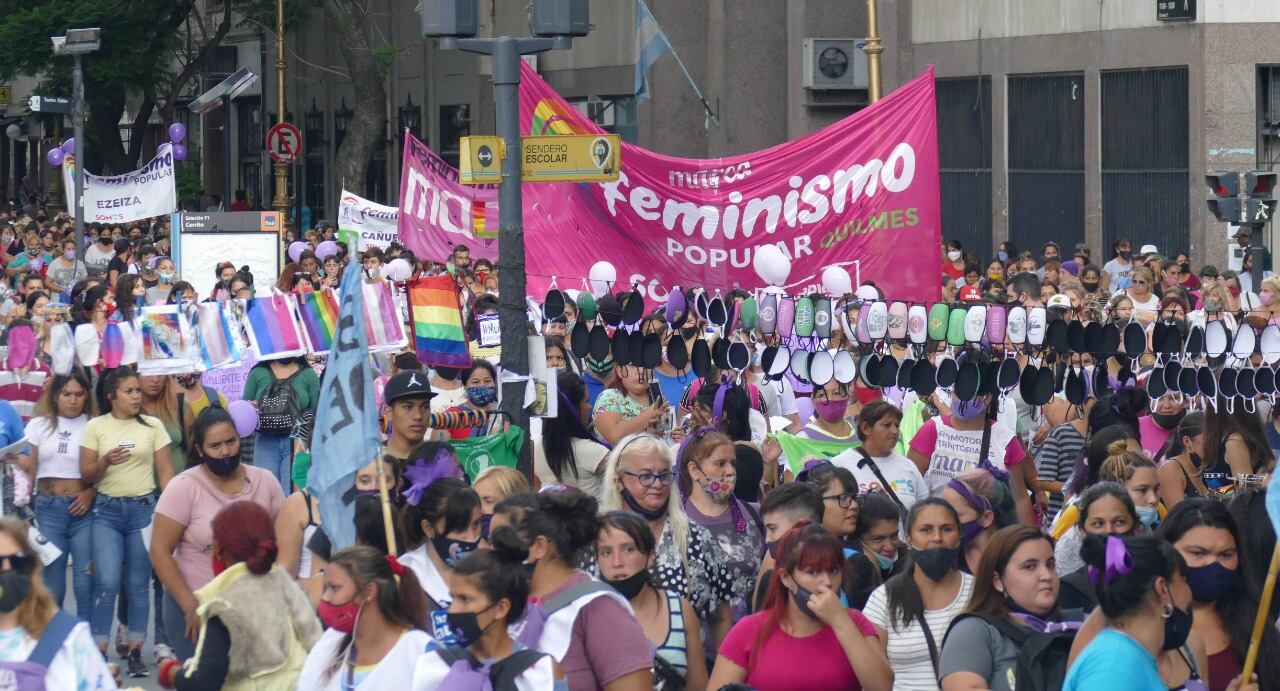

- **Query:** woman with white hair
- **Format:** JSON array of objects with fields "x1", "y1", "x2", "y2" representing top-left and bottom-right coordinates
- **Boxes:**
[{"x1": 600, "y1": 433, "x2": 736, "y2": 647}]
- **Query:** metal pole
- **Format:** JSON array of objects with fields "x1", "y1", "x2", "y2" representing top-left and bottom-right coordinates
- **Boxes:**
[
  {"x1": 1252, "y1": 230, "x2": 1265, "y2": 289},
  {"x1": 47, "y1": 120, "x2": 64, "y2": 213},
  {"x1": 864, "y1": 0, "x2": 884, "y2": 103},
  {"x1": 223, "y1": 94, "x2": 232, "y2": 209},
  {"x1": 492, "y1": 37, "x2": 531, "y2": 449},
  {"x1": 72, "y1": 54, "x2": 86, "y2": 271},
  {"x1": 271, "y1": 0, "x2": 294, "y2": 235}
]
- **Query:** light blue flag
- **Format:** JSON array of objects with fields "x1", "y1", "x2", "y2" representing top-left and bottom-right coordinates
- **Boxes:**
[
  {"x1": 1267, "y1": 464, "x2": 1280, "y2": 545},
  {"x1": 307, "y1": 259, "x2": 382, "y2": 551},
  {"x1": 634, "y1": 0, "x2": 672, "y2": 104}
]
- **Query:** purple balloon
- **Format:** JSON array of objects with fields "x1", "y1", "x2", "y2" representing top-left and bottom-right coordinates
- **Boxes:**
[
  {"x1": 171, "y1": 143, "x2": 187, "y2": 161},
  {"x1": 227, "y1": 400, "x2": 258, "y2": 438},
  {"x1": 168, "y1": 122, "x2": 187, "y2": 144},
  {"x1": 315, "y1": 240, "x2": 339, "y2": 260},
  {"x1": 61, "y1": 137, "x2": 75, "y2": 155},
  {"x1": 794, "y1": 396, "x2": 814, "y2": 424},
  {"x1": 288, "y1": 241, "x2": 308, "y2": 263},
  {"x1": 46, "y1": 148, "x2": 64, "y2": 167}
]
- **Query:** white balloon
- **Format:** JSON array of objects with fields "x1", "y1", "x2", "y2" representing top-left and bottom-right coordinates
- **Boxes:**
[
  {"x1": 821, "y1": 266, "x2": 852, "y2": 296},
  {"x1": 752, "y1": 245, "x2": 792, "y2": 286},
  {"x1": 588, "y1": 261, "x2": 617, "y2": 297},
  {"x1": 383, "y1": 258, "x2": 412, "y2": 281}
]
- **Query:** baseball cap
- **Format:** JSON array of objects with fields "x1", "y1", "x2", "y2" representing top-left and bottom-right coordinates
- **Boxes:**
[
  {"x1": 1139, "y1": 244, "x2": 1158, "y2": 256},
  {"x1": 959, "y1": 285, "x2": 983, "y2": 303},
  {"x1": 1046, "y1": 294, "x2": 1072, "y2": 310},
  {"x1": 384, "y1": 370, "x2": 434, "y2": 403}
]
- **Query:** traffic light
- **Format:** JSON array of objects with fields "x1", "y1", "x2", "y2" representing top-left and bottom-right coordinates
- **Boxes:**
[
  {"x1": 1206, "y1": 171, "x2": 1241, "y2": 223},
  {"x1": 1245, "y1": 171, "x2": 1278, "y2": 225}
]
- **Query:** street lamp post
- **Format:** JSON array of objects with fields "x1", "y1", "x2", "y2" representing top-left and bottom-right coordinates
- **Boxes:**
[
  {"x1": 271, "y1": 0, "x2": 294, "y2": 234},
  {"x1": 51, "y1": 27, "x2": 99, "y2": 273}
]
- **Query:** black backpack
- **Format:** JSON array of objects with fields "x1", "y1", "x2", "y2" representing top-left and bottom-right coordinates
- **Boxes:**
[
  {"x1": 943, "y1": 613, "x2": 1080, "y2": 691},
  {"x1": 434, "y1": 647, "x2": 548, "y2": 690},
  {"x1": 256, "y1": 367, "x2": 302, "y2": 434}
]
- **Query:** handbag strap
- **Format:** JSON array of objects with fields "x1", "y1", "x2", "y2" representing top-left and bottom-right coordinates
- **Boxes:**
[
  {"x1": 915, "y1": 610, "x2": 940, "y2": 677},
  {"x1": 856, "y1": 448, "x2": 908, "y2": 517}
]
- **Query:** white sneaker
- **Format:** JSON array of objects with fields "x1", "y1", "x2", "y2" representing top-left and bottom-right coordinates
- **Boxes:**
[{"x1": 153, "y1": 643, "x2": 175, "y2": 665}]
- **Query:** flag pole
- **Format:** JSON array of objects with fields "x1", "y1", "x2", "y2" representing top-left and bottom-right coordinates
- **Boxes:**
[
  {"x1": 1242, "y1": 542, "x2": 1280, "y2": 682},
  {"x1": 375, "y1": 453, "x2": 399, "y2": 566},
  {"x1": 639, "y1": 0, "x2": 718, "y2": 127}
]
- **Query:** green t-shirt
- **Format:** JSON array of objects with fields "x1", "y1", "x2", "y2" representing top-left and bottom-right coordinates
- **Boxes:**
[{"x1": 242, "y1": 364, "x2": 321, "y2": 412}]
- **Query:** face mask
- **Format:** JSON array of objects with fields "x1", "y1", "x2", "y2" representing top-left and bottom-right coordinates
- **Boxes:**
[
  {"x1": 958, "y1": 518, "x2": 985, "y2": 546},
  {"x1": 1188, "y1": 451, "x2": 1202, "y2": 469},
  {"x1": 1186, "y1": 562, "x2": 1238, "y2": 603},
  {"x1": 1263, "y1": 292, "x2": 1277, "y2": 307},
  {"x1": 987, "y1": 272, "x2": 1003, "y2": 281},
  {"x1": 1204, "y1": 299, "x2": 1222, "y2": 312},
  {"x1": 873, "y1": 551, "x2": 896, "y2": 571},
  {"x1": 205, "y1": 453, "x2": 241, "y2": 477},
  {"x1": 353, "y1": 488, "x2": 380, "y2": 497},
  {"x1": 766, "y1": 540, "x2": 779, "y2": 560},
  {"x1": 212, "y1": 553, "x2": 228, "y2": 576},
  {"x1": 159, "y1": 271, "x2": 175, "y2": 283},
  {"x1": 466, "y1": 385, "x2": 497, "y2": 407},
  {"x1": 445, "y1": 606, "x2": 494, "y2": 648},
  {"x1": 1151, "y1": 411, "x2": 1185, "y2": 430},
  {"x1": 680, "y1": 325, "x2": 698, "y2": 340},
  {"x1": 911, "y1": 546, "x2": 960, "y2": 581},
  {"x1": 99, "y1": 238, "x2": 111, "y2": 245},
  {"x1": 695, "y1": 467, "x2": 736, "y2": 503},
  {"x1": 1082, "y1": 281, "x2": 1099, "y2": 293},
  {"x1": 604, "y1": 569, "x2": 650, "y2": 599},
  {"x1": 951, "y1": 398, "x2": 987, "y2": 421},
  {"x1": 1120, "y1": 250, "x2": 1131, "y2": 259},
  {"x1": 620, "y1": 487, "x2": 667, "y2": 521},
  {"x1": 0, "y1": 570, "x2": 30, "y2": 613},
  {"x1": 432, "y1": 533, "x2": 480, "y2": 567},
  {"x1": 63, "y1": 250, "x2": 75, "y2": 261},
  {"x1": 792, "y1": 584, "x2": 820, "y2": 620},
  {"x1": 1228, "y1": 286, "x2": 1241, "y2": 298},
  {"x1": 997, "y1": 251, "x2": 1009, "y2": 263},
  {"x1": 317, "y1": 598, "x2": 360, "y2": 633},
  {"x1": 947, "y1": 250, "x2": 962, "y2": 262},
  {"x1": 1157, "y1": 601, "x2": 1193, "y2": 651},
  {"x1": 1136, "y1": 505, "x2": 1160, "y2": 531},
  {"x1": 813, "y1": 398, "x2": 848, "y2": 423}
]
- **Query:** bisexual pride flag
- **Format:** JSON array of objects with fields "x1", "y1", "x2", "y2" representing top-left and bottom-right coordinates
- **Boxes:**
[
  {"x1": 408, "y1": 275, "x2": 471, "y2": 369},
  {"x1": 297, "y1": 288, "x2": 341, "y2": 354},
  {"x1": 245, "y1": 293, "x2": 306, "y2": 360}
]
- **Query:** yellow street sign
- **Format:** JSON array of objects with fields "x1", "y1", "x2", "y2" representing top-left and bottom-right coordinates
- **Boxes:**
[
  {"x1": 521, "y1": 134, "x2": 620, "y2": 183},
  {"x1": 0, "y1": 87, "x2": 11, "y2": 106},
  {"x1": 459, "y1": 136, "x2": 504, "y2": 185}
]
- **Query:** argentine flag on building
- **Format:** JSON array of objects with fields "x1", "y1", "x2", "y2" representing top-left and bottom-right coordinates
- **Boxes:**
[{"x1": 634, "y1": 0, "x2": 672, "y2": 104}]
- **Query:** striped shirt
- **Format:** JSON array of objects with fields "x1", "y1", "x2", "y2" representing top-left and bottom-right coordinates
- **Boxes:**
[
  {"x1": 1037, "y1": 422, "x2": 1086, "y2": 516},
  {"x1": 0, "y1": 364, "x2": 49, "y2": 422},
  {"x1": 863, "y1": 573, "x2": 975, "y2": 690}
]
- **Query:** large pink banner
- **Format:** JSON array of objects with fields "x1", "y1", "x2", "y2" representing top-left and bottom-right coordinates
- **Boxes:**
[
  {"x1": 397, "y1": 131, "x2": 500, "y2": 262},
  {"x1": 519, "y1": 65, "x2": 943, "y2": 302}
]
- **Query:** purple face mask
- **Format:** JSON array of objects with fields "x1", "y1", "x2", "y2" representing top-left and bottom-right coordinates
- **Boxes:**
[{"x1": 951, "y1": 398, "x2": 987, "y2": 421}]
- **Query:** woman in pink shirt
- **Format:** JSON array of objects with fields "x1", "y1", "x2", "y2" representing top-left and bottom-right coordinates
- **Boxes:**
[
  {"x1": 150, "y1": 406, "x2": 286, "y2": 661},
  {"x1": 708, "y1": 522, "x2": 892, "y2": 691}
]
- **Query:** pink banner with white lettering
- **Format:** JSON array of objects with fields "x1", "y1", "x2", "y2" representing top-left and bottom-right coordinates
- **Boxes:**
[
  {"x1": 397, "y1": 131, "x2": 500, "y2": 262},
  {"x1": 519, "y1": 65, "x2": 942, "y2": 302}
]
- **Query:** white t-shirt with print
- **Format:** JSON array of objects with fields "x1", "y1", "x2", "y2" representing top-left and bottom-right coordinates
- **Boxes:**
[
  {"x1": 0, "y1": 620, "x2": 117, "y2": 690},
  {"x1": 24, "y1": 415, "x2": 88, "y2": 480},
  {"x1": 830, "y1": 448, "x2": 930, "y2": 512}
]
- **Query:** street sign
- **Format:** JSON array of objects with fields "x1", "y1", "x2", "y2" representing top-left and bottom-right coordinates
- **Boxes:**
[
  {"x1": 459, "y1": 135, "x2": 504, "y2": 185},
  {"x1": 1157, "y1": 0, "x2": 1194, "y2": 21},
  {"x1": 0, "y1": 87, "x2": 11, "y2": 106},
  {"x1": 27, "y1": 95, "x2": 72, "y2": 114},
  {"x1": 520, "y1": 133, "x2": 620, "y2": 183},
  {"x1": 267, "y1": 122, "x2": 302, "y2": 164}
]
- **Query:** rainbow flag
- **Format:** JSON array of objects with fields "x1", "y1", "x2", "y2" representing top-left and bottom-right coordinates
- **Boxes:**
[
  {"x1": 362, "y1": 281, "x2": 407, "y2": 353},
  {"x1": 297, "y1": 289, "x2": 341, "y2": 354},
  {"x1": 195, "y1": 302, "x2": 240, "y2": 368},
  {"x1": 472, "y1": 200, "x2": 493, "y2": 238},
  {"x1": 246, "y1": 294, "x2": 305, "y2": 359},
  {"x1": 408, "y1": 276, "x2": 471, "y2": 369}
]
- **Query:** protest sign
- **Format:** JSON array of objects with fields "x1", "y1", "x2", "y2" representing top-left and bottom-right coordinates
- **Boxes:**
[
  {"x1": 517, "y1": 65, "x2": 943, "y2": 302},
  {"x1": 63, "y1": 145, "x2": 177, "y2": 223},
  {"x1": 338, "y1": 190, "x2": 400, "y2": 251},
  {"x1": 398, "y1": 133, "x2": 500, "y2": 262},
  {"x1": 202, "y1": 353, "x2": 256, "y2": 401}
]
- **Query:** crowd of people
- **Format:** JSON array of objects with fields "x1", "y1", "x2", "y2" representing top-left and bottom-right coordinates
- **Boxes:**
[{"x1": 0, "y1": 208, "x2": 1276, "y2": 691}]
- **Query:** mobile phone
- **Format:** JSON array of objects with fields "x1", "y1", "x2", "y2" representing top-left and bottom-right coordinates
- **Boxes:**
[{"x1": 648, "y1": 380, "x2": 664, "y2": 405}]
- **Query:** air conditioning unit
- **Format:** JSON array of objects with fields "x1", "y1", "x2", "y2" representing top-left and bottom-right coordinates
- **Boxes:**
[{"x1": 803, "y1": 38, "x2": 869, "y2": 90}]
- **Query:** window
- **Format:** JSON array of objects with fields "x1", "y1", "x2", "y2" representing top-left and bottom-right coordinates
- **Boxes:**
[
  {"x1": 237, "y1": 97, "x2": 262, "y2": 158},
  {"x1": 304, "y1": 100, "x2": 325, "y2": 220},
  {"x1": 334, "y1": 99, "x2": 352, "y2": 152},
  {"x1": 439, "y1": 104, "x2": 470, "y2": 168},
  {"x1": 1008, "y1": 73, "x2": 1086, "y2": 251},
  {"x1": 936, "y1": 77, "x2": 992, "y2": 255},
  {"x1": 1102, "y1": 67, "x2": 1189, "y2": 253},
  {"x1": 569, "y1": 96, "x2": 638, "y2": 142}
]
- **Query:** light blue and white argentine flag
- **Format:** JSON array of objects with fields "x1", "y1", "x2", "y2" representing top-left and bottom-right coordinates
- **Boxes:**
[{"x1": 634, "y1": 0, "x2": 672, "y2": 104}]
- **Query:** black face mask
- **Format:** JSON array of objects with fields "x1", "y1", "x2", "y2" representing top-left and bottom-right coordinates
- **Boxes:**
[
  {"x1": 445, "y1": 605, "x2": 494, "y2": 648},
  {"x1": 205, "y1": 454, "x2": 241, "y2": 477},
  {"x1": 1081, "y1": 281, "x2": 1099, "y2": 293},
  {"x1": 1151, "y1": 411, "x2": 1186, "y2": 431},
  {"x1": 1188, "y1": 451, "x2": 1203, "y2": 469},
  {"x1": 432, "y1": 534, "x2": 480, "y2": 567},
  {"x1": 765, "y1": 540, "x2": 779, "y2": 560},
  {"x1": 0, "y1": 569, "x2": 30, "y2": 613},
  {"x1": 436, "y1": 367, "x2": 461, "y2": 382},
  {"x1": 792, "y1": 585, "x2": 820, "y2": 621},
  {"x1": 1162, "y1": 603, "x2": 1193, "y2": 651},
  {"x1": 911, "y1": 546, "x2": 961, "y2": 582},
  {"x1": 680, "y1": 325, "x2": 699, "y2": 340},
  {"x1": 604, "y1": 570, "x2": 650, "y2": 599}
]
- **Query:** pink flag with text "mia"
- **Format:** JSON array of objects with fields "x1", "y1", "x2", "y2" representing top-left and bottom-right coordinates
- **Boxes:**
[
  {"x1": 519, "y1": 65, "x2": 943, "y2": 302},
  {"x1": 397, "y1": 131, "x2": 500, "y2": 263}
]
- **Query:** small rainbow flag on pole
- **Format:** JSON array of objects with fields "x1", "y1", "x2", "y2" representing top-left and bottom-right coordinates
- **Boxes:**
[
  {"x1": 297, "y1": 289, "x2": 341, "y2": 354},
  {"x1": 408, "y1": 275, "x2": 472, "y2": 369},
  {"x1": 473, "y1": 200, "x2": 495, "y2": 238}
]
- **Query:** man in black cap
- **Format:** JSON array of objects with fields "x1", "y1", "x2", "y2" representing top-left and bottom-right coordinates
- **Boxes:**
[{"x1": 383, "y1": 368, "x2": 435, "y2": 467}]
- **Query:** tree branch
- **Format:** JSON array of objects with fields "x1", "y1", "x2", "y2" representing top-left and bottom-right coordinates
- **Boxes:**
[{"x1": 159, "y1": 0, "x2": 234, "y2": 121}]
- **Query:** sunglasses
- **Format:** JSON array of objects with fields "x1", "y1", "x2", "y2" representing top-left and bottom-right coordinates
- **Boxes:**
[
  {"x1": 1132, "y1": 280, "x2": 1148, "y2": 286},
  {"x1": 0, "y1": 552, "x2": 34, "y2": 574}
]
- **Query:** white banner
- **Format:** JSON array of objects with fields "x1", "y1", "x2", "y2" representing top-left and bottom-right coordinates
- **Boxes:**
[
  {"x1": 337, "y1": 189, "x2": 398, "y2": 251},
  {"x1": 63, "y1": 145, "x2": 177, "y2": 223}
]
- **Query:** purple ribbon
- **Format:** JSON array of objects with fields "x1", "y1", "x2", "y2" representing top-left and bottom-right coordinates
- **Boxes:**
[
  {"x1": 1088, "y1": 534, "x2": 1133, "y2": 586},
  {"x1": 439, "y1": 658, "x2": 494, "y2": 691},
  {"x1": 515, "y1": 603, "x2": 550, "y2": 650},
  {"x1": 947, "y1": 478, "x2": 993, "y2": 515},
  {"x1": 711, "y1": 376, "x2": 734, "y2": 422},
  {"x1": 401, "y1": 450, "x2": 462, "y2": 506}
]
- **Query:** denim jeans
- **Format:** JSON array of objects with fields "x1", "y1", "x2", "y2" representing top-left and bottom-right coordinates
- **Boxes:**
[
  {"x1": 253, "y1": 432, "x2": 292, "y2": 492},
  {"x1": 34, "y1": 494, "x2": 94, "y2": 616},
  {"x1": 90, "y1": 494, "x2": 155, "y2": 645},
  {"x1": 162, "y1": 591, "x2": 195, "y2": 660},
  {"x1": 116, "y1": 570, "x2": 169, "y2": 648}
]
